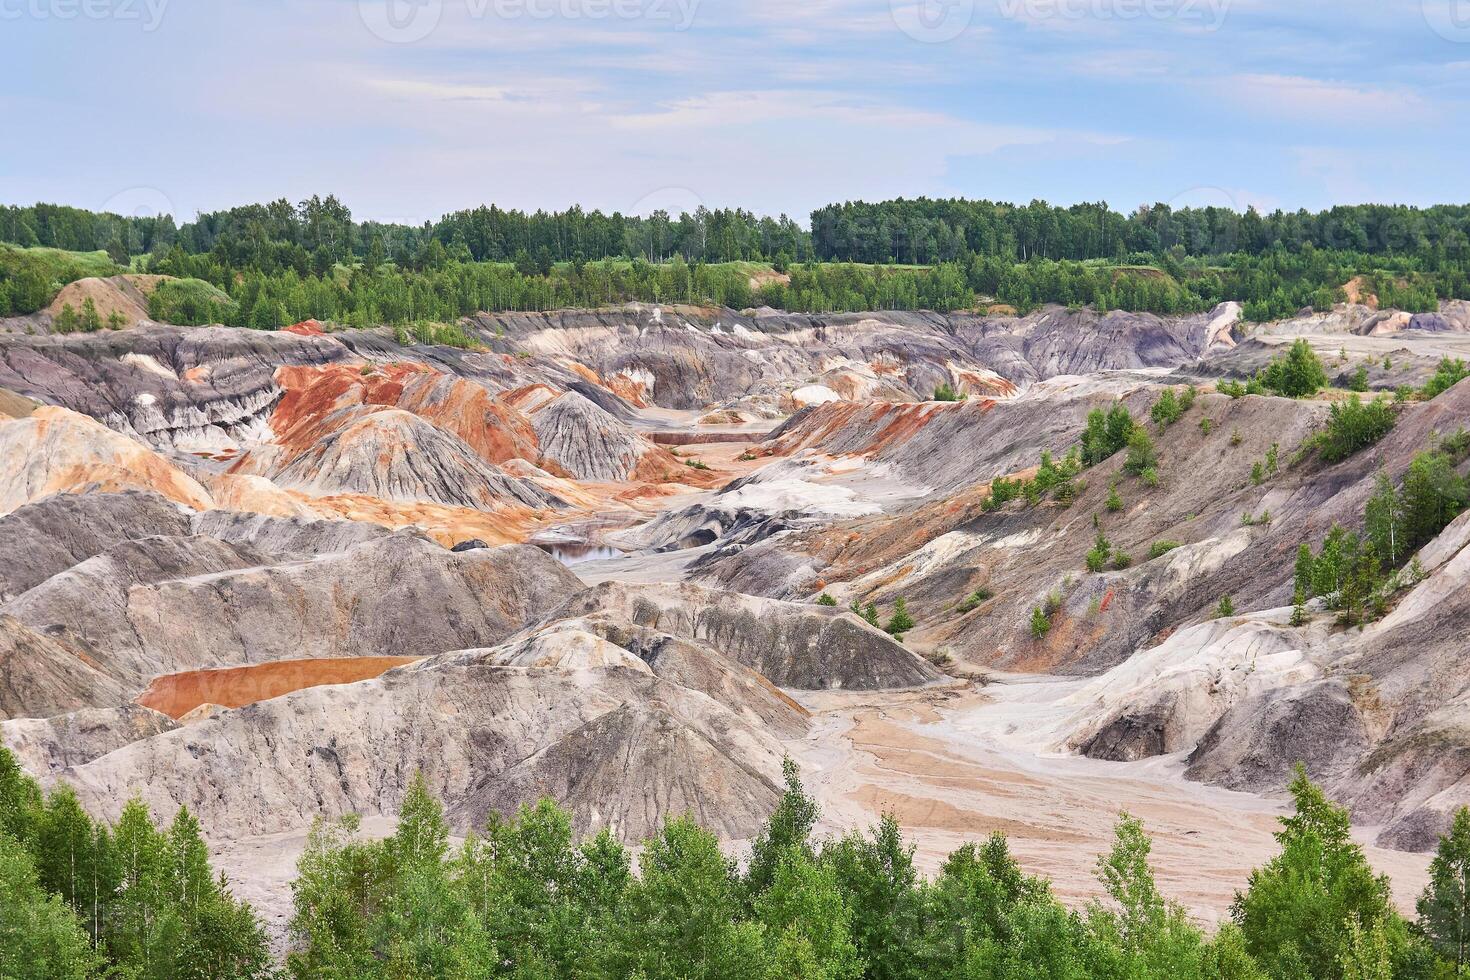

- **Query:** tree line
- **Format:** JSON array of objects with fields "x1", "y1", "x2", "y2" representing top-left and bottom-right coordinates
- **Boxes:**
[
  {"x1": 6, "y1": 745, "x2": 1470, "y2": 979},
  {"x1": 6, "y1": 195, "x2": 1470, "y2": 323}
]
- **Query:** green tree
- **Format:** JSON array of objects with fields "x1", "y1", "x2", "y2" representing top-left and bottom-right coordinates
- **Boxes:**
[
  {"x1": 1031, "y1": 606, "x2": 1052, "y2": 640},
  {"x1": 0, "y1": 833, "x2": 101, "y2": 980},
  {"x1": 755, "y1": 850, "x2": 862, "y2": 980},
  {"x1": 746, "y1": 759, "x2": 820, "y2": 902},
  {"x1": 1106, "y1": 485, "x2": 1124, "y2": 512},
  {"x1": 1124, "y1": 429, "x2": 1158, "y2": 476},
  {"x1": 1233, "y1": 766, "x2": 1401, "y2": 979},
  {"x1": 1416, "y1": 806, "x2": 1470, "y2": 972},
  {"x1": 824, "y1": 815, "x2": 922, "y2": 980},
  {"x1": 884, "y1": 598, "x2": 916, "y2": 639},
  {"x1": 1259, "y1": 339, "x2": 1328, "y2": 398},
  {"x1": 603, "y1": 817, "x2": 767, "y2": 980}
]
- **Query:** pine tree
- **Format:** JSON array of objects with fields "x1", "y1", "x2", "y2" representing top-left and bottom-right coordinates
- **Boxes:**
[{"x1": 884, "y1": 599, "x2": 915, "y2": 639}]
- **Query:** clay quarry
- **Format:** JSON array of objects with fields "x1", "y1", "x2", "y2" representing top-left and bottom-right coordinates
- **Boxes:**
[{"x1": 4, "y1": 295, "x2": 1470, "y2": 933}]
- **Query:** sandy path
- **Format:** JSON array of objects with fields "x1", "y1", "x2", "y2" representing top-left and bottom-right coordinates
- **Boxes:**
[{"x1": 786, "y1": 683, "x2": 1431, "y2": 924}]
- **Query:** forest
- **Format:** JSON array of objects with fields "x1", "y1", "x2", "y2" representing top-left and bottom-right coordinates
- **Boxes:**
[
  {"x1": 4, "y1": 746, "x2": 1470, "y2": 980},
  {"x1": 1, "y1": 196, "x2": 1468, "y2": 325}
]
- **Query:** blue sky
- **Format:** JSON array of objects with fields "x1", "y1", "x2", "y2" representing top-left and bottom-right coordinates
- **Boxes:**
[{"x1": 2, "y1": 0, "x2": 1468, "y2": 225}]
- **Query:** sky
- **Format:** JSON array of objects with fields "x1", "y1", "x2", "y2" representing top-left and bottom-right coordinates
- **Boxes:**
[{"x1": 2, "y1": 0, "x2": 1469, "y2": 226}]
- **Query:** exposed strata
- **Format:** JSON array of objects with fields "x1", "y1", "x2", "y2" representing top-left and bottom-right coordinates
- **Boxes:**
[{"x1": 0, "y1": 297, "x2": 1466, "y2": 927}]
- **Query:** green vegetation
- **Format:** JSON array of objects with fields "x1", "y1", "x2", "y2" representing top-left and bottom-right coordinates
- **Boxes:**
[
  {"x1": 1082, "y1": 404, "x2": 1138, "y2": 466},
  {"x1": 7, "y1": 196, "x2": 1470, "y2": 326},
  {"x1": 0, "y1": 243, "x2": 119, "y2": 316},
  {"x1": 1296, "y1": 447, "x2": 1468, "y2": 625},
  {"x1": 850, "y1": 601, "x2": 880, "y2": 627},
  {"x1": 1422, "y1": 357, "x2": 1469, "y2": 399},
  {"x1": 1106, "y1": 484, "x2": 1124, "y2": 512},
  {"x1": 816, "y1": 593, "x2": 838, "y2": 607},
  {"x1": 1215, "y1": 595, "x2": 1236, "y2": 618},
  {"x1": 955, "y1": 587, "x2": 993, "y2": 614},
  {"x1": 1124, "y1": 429, "x2": 1158, "y2": 477},
  {"x1": 1307, "y1": 395, "x2": 1397, "y2": 463},
  {"x1": 0, "y1": 749, "x2": 273, "y2": 978},
  {"x1": 1259, "y1": 339, "x2": 1329, "y2": 398},
  {"x1": 932, "y1": 382, "x2": 962, "y2": 402},
  {"x1": 1148, "y1": 540, "x2": 1182, "y2": 560},
  {"x1": 146, "y1": 277, "x2": 234, "y2": 325},
  {"x1": 1149, "y1": 388, "x2": 1185, "y2": 428},
  {"x1": 7, "y1": 741, "x2": 1470, "y2": 978},
  {"x1": 1029, "y1": 605, "x2": 1053, "y2": 640},
  {"x1": 883, "y1": 598, "x2": 915, "y2": 639},
  {"x1": 1086, "y1": 528, "x2": 1113, "y2": 573}
]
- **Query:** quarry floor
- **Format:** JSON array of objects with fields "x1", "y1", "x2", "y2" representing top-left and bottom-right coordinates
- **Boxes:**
[{"x1": 210, "y1": 432, "x2": 1432, "y2": 940}]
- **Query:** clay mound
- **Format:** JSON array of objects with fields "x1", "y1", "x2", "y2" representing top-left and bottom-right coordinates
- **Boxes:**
[
  {"x1": 0, "y1": 491, "x2": 192, "y2": 602},
  {"x1": 269, "y1": 363, "x2": 540, "y2": 467},
  {"x1": 454, "y1": 698, "x2": 784, "y2": 840},
  {"x1": 6, "y1": 534, "x2": 584, "y2": 692},
  {"x1": 0, "y1": 406, "x2": 214, "y2": 516},
  {"x1": 137, "y1": 656, "x2": 423, "y2": 719},
  {"x1": 529, "y1": 391, "x2": 698, "y2": 483},
  {"x1": 236, "y1": 409, "x2": 559, "y2": 511},
  {"x1": 550, "y1": 581, "x2": 942, "y2": 690},
  {"x1": 44, "y1": 275, "x2": 164, "y2": 327},
  {"x1": 0, "y1": 614, "x2": 127, "y2": 721},
  {"x1": 1, "y1": 703, "x2": 177, "y2": 776},
  {"x1": 56, "y1": 655, "x2": 788, "y2": 844}
]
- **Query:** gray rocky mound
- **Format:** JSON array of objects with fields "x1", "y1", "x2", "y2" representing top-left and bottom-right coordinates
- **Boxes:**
[
  {"x1": 2, "y1": 534, "x2": 584, "y2": 701},
  {"x1": 549, "y1": 581, "x2": 943, "y2": 690},
  {"x1": 530, "y1": 392, "x2": 657, "y2": 482}
]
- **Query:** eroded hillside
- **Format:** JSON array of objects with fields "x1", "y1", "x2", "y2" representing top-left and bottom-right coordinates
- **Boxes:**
[{"x1": 3, "y1": 298, "x2": 1469, "y2": 931}]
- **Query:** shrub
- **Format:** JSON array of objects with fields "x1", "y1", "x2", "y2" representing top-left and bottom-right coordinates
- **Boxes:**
[
  {"x1": 1123, "y1": 429, "x2": 1157, "y2": 476},
  {"x1": 816, "y1": 593, "x2": 838, "y2": 607},
  {"x1": 1140, "y1": 467, "x2": 1160, "y2": 488},
  {"x1": 1150, "y1": 389, "x2": 1183, "y2": 428},
  {"x1": 1217, "y1": 380, "x2": 1247, "y2": 398},
  {"x1": 884, "y1": 598, "x2": 915, "y2": 638},
  {"x1": 1111, "y1": 551, "x2": 1132, "y2": 570},
  {"x1": 1148, "y1": 540, "x2": 1182, "y2": 560},
  {"x1": 1029, "y1": 606, "x2": 1052, "y2": 639},
  {"x1": 1085, "y1": 529, "x2": 1112, "y2": 573},
  {"x1": 1259, "y1": 339, "x2": 1328, "y2": 398},
  {"x1": 933, "y1": 382, "x2": 963, "y2": 402},
  {"x1": 1106, "y1": 485, "x2": 1123, "y2": 512},
  {"x1": 1199, "y1": 417, "x2": 1213, "y2": 435},
  {"x1": 1251, "y1": 462, "x2": 1264, "y2": 486},
  {"x1": 956, "y1": 587, "x2": 993, "y2": 614},
  {"x1": 1082, "y1": 403, "x2": 1136, "y2": 466},
  {"x1": 1215, "y1": 595, "x2": 1236, "y2": 618},
  {"x1": 1312, "y1": 395, "x2": 1396, "y2": 463},
  {"x1": 1422, "y1": 357, "x2": 1469, "y2": 399},
  {"x1": 1348, "y1": 364, "x2": 1369, "y2": 392}
]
